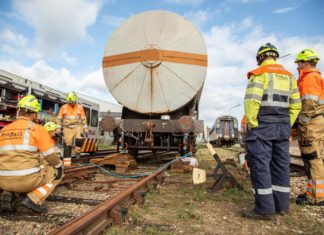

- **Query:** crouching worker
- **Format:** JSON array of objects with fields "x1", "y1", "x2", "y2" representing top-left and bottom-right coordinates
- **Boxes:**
[
  {"x1": 0, "y1": 95, "x2": 64, "y2": 213},
  {"x1": 44, "y1": 121, "x2": 64, "y2": 157}
]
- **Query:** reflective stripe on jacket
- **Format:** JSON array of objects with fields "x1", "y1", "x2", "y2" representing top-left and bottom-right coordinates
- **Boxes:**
[
  {"x1": 297, "y1": 68, "x2": 324, "y2": 124},
  {"x1": 57, "y1": 103, "x2": 87, "y2": 128},
  {"x1": 244, "y1": 60, "x2": 301, "y2": 128},
  {"x1": 0, "y1": 117, "x2": 61, "y2": 175}
]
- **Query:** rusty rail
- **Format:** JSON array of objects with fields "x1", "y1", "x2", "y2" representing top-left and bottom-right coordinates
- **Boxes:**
[
  {"x1": 60, "y1": 166, "x2": 98, "y2": 185},
  {"x1": 49, "y1": 164, "x2": 166, "y2": 235}
]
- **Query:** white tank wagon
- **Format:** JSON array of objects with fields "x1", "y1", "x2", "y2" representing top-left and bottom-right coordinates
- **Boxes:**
[{"x1": 101, "y1": 10, "x2": 208, "y2": 155}]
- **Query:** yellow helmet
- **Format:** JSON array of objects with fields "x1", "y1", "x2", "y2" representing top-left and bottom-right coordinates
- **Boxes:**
[
  {"x1": 295, "y1": 48, "x2": 320, "y2": 63},
  {"x1": 66, "y1": 91, "x2": 78, "y2": 103},
  {"x1": 44, "y1": 121, "x2": 57, "y2": 132},
  {"x1": 257, "y1": 43, "x2": 279, "y2": 57},
  {"x1": 256, "y1": 43, "x2": 279, "y2": 65},
  {"x1": 17, "y1": 95, "x2": 41, "y2": 112}
]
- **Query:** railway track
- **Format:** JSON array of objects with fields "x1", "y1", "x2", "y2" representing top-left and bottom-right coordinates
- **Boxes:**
[{"x1": 0, "y1": 152, "x2": 177, "y2": 235}]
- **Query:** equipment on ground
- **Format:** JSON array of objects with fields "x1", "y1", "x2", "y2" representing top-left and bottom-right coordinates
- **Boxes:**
[
  {"x1": 206, "y1": 143, "x2": 245, "y2": 192},
  {"x1": 192, "y1": 168, "x2": 206, "y2": 184}
]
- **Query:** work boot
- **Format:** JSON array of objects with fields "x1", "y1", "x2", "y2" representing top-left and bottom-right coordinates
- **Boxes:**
[
  {"x1": 22, "y1": 197, "x2": 47, "y2": 213},
  {"x1": 75, "y1": 152, "x2": 81, "y2": 160},
  {"x1": 63, "y1": 145, "x2": 72, "y2": 158},
  {"x1": 296, "y1": 196, "x2": 312, "y2": 205},
  {"x1": 297, "y1": 193, "x2": 307, "y2": 199},
  {"x1": 0, "y1": 191, "x2": 17, "y2": 212},
  {"x1": 296, "y1": 197, "x2": 324, "y2": 206},
  {"x1": 242, "y1": 210, "x2": 275, "y2": 221},
  {"x1": 276, "y1": 210, "x2": 288, "y2": 216}
]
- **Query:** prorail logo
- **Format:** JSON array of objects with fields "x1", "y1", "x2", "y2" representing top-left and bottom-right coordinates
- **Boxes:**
[{"x1": 0, "y1": 131, "x2": 23, "y2": 138}]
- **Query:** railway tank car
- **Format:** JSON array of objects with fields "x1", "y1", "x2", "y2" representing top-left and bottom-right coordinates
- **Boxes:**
[
  {"x1": 100, "y1": 10, "x2": 207, "y2": 156},
  {"x1": 209, "y1": 115, "x2": 239, "y2": 147}
]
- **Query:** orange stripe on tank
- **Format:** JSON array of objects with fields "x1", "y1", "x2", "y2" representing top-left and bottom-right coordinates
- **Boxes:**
[{"x1": 102, "y1": 49, "x2": 207, "y2": 68}]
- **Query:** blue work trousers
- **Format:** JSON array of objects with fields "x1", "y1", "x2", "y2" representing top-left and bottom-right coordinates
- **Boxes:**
[{"x1": 245, "y1": 123, "x2": 291, "y2": 214}]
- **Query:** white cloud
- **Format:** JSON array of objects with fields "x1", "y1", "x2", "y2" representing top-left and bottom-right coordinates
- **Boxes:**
[
  {"x1": 100, "y1": 14, "x2": 126, "y2": 27},
  {"x1": 12, "y1": 0, "x2": 103, "y2": 55},
  {"x1": 61, "y1": 52, "x2": 77, "y2": 65},
  {"x1": 164, "y1": 0, "x2": 205, "y2": 6},
  {"x1": 0, "y1": 59, "x2": 117, "y2": 104},
  {"x1": 273, "y1": 6, "x2": 299, "y2": 14},
  {"x1": 1, "y1": 12, "x2": 324, "y2": 129},
  {"x1": 0, "y1": 28, "x2": 28, "y2": 47},
  {"x1": 200, "y1": 17, "x2": 324, "y2": 127},
  {"x1": 184, "y1": 10, "x2": 209, "y2": 28}
]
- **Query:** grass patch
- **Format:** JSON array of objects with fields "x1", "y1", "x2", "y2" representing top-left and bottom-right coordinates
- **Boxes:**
[
  {"x1": 144, "y1": 226, "x2": 163, "y2": 235},
  {"x1": 106, "y1": 226, "x2": 132, "y2": 235},
  {"x1": 215, "y1": 188, "x2": 251, "y2": 203},
  {"x1": 177, "y1": 206, "x2": 201, "y2": 221},
  {"x1": 177, "y1": 184, "x2": 211, "y2": 202}
]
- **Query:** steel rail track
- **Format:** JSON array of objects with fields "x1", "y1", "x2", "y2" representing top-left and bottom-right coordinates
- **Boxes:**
[{"x1": 48, "y1": 160, "x2": 169, "y2": 234}]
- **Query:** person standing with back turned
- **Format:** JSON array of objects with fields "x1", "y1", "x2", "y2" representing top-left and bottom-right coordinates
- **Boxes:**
[
  {"x1": 294, "y1": 48, "x2": 324, "y2": 206},
  {"x1": 243, "y1": 43, "x2": 301, "y2": 220}
]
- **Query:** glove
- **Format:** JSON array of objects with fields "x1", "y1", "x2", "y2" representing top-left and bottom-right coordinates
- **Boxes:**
[{"x1": 55, "y1": 166, "x2": 64, "y2": 180}]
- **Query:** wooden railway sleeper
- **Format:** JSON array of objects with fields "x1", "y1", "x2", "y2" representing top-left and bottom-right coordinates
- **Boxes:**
[
  {"x1": 157, "y1": 173, "x2": 166, "y2": 183},
  {"x1": 108, "y1": 205, "x2": 128, "y2": 225},
  {"x1": 133, "y1": 189, "x2": 148, "y2": 206}
]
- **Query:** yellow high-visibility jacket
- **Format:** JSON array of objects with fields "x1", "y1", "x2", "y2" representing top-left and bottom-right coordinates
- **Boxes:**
[{"x1": 244, "y1": 60, "x2": 301, "y2": 128}]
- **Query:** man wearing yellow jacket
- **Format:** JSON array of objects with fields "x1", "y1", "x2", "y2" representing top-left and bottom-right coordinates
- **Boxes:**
[
  {"x1": 243, "y1": 43, "x2": 301, "y2": 220},
  {"x1": 0, "y1": 95, "x2": 63, "y2": 213}
]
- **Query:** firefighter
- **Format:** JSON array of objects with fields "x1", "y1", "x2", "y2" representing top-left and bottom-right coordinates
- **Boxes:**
[
  {"x1": 44, "y1": 121, "x2": 58, "y2": 139},
  {"x1": 243, "y1": 43, "x2": 301, "y2": 220},
  {"x1": 0, "y1": 95, "x2": 64, "y2": 213},
  {"x1": 44, "y1": 121, "x2": 63, "y2": 159},
  {"x1": 56, "y1": 91, "x2": 88, "y2": 160},
  {"x1": 294, "y1": 48, "x2": 324, "y2": 206}
]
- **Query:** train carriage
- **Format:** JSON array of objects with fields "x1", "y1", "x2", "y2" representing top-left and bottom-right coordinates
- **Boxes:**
[
  {"x1": 0, "y1": 69, "x2": 109, "y2": 155},
  {"x1": 209, "y1": 115, "x2": 239, "y2": 147}
]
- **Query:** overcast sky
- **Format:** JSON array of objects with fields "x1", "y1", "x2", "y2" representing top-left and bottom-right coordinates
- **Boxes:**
[{"x1": 0, "y1": 0, "x2": 324, "y2": 127}]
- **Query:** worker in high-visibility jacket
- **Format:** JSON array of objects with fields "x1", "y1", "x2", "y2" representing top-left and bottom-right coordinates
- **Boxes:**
[
  {"x1": 44, "y1": 121, "x2": 64, "y2": 159},
  {"x1": 243, "y1": 43, "x2": 301, "y2": 220},
  {"x1": 294, "y1": 48, "x2": 324, "y2": 206},
  {"x1": 56, "y1": 91, "x2": 88, "y2": 159},
  {"x1": 0, "y1": 95, "x2": 64, "y2": 213}
]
